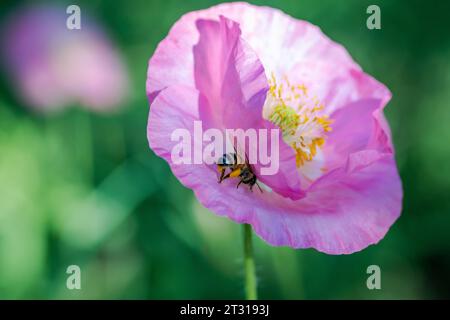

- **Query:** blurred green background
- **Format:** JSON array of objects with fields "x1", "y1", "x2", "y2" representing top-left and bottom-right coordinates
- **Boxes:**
[{"x1": 0, "y1": 0, "x2": 449, "y2": 299}]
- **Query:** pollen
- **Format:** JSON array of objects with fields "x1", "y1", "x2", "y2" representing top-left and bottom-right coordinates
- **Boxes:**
[{"x1": 264, "y1": 74, "x2": 332, "y2": 167}]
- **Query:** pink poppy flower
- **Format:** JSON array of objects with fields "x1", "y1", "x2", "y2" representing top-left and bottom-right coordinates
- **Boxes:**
[
  {"x1": 1, "y1": 5, "x2": 129, "y2": 113},
  {"x1": 147, "y1": 2, "x2": 402, "y2": 254}
]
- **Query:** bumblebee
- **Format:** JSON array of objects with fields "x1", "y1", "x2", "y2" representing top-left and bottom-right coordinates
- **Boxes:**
[
  {"x1": 216, "y1": 152, "x2": 237, "y2": 183},
  {"x1": 216, "y1": 147, "x2": 262, "y2": 192}
]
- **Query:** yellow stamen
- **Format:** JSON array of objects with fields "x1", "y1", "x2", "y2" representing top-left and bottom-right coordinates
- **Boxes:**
[{"x1": 264, "y1": 73, "x2": 333, "y2": 168}]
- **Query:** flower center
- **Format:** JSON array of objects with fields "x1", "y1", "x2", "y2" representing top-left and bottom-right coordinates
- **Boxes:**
[{"x1": 263, "y1": 74, "x2": 332, "y2": 167}]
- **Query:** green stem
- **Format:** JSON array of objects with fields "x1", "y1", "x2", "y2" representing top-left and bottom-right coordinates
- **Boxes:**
[{"x1": 243, "y1": 223, "x2": 257, "y2": 300}]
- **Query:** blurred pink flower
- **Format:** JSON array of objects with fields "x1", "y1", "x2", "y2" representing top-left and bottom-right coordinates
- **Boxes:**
[
  {"x1": 1, "y1": 5, "x2": 129, "y2": 112},
  {"x1": 146, "y1": 2, "x2": 403, "y2": 254}
]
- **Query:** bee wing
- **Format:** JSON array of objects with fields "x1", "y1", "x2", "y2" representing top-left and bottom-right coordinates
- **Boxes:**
[{"x1": 233, "y1": 139, "x2": 252, "y2": 166}]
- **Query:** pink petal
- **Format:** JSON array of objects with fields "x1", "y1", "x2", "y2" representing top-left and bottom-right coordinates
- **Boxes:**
[
  {"x1": 194, "y1": 16, "x2": 302, "y2": 199},
  {"x1": 254, "y1": 152, "x2": 402, "y2": 254},
  {"x1": 193, "y1": 16, "x2": 267, "y2": 130},
  {"x1": 209, "y1": 2, "x2": 391, "y2": 113},
  {"x1": 149, "y1": 14, "x2": 302, "y2": 199},
  {"x1": 324, "y1": 98, "x2": 393, "y2": 170},
  {"x1": 148, "y1": 2, "x2": 390, "y2": 114}
]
